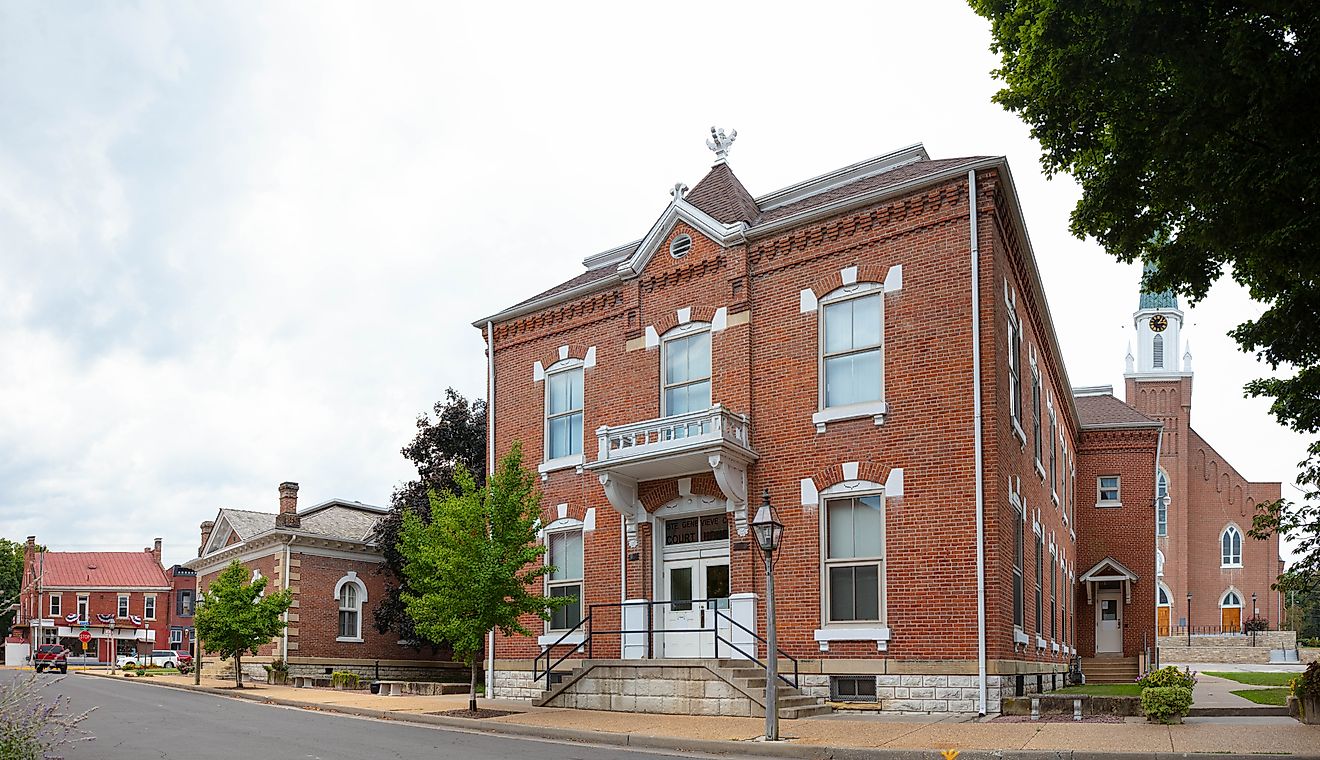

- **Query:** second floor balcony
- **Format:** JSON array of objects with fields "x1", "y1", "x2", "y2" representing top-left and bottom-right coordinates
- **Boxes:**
[{"x1": 585, "y1": 404, "x2": 758, "y2": 546}]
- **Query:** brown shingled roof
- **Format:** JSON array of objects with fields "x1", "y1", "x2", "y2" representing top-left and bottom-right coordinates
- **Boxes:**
[
  {"x1": 686, "y1": 163, "x2": 760, "y2": 225},
  {"x1": 1074, "y1": 393, "x2": 1161, "y2": 428},
  {"x1": 756, "y1": 157, "x2": 990, "y2": 223}
]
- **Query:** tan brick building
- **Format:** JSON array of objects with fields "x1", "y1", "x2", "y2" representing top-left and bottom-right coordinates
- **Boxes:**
[
  {"x1": 186, "y1": 482, "x2": 459, "y2": 682},
  {"x1": 471, "y1": 136, "x2": 1286, "y2": 716}
]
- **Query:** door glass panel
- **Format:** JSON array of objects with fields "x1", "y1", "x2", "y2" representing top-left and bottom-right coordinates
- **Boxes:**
[
  {"x1": 1101, "y1": 599, "x2": 1117, "y2": 620},
  {"x1": 669, "y1": 567, "x2": 693, "y2": 611},
  {"x1": 705, "y1": 564, "x2": 730, "y2": 609}
]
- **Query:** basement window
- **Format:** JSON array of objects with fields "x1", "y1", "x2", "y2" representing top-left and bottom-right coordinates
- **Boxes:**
[{"x1": 830, "y1": 675, "x2": 877, "y2": 702}]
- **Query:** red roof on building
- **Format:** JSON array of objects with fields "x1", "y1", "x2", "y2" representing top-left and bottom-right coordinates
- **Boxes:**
[{"x1": 38, "y1": 551, "x2": 170, "y2": 589}]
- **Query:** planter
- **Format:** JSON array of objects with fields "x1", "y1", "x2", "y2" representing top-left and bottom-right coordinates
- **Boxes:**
[
  {"x1": 270, "y1": 672, "x2": 288, "y2": 686},
  {"x1": 1300, "y1": 695, "x2": 1320, "y2": 725}
]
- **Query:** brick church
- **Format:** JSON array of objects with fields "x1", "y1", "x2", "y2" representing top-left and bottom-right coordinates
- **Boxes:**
[{"x1": 472, "y1": 133, "x2": 1282, "y2": 715}]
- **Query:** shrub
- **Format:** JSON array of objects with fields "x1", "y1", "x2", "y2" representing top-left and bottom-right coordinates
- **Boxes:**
[
  {"x1": 1290, "y1": 661, "x2": 1320, "y2": 701},
  {"x1": 330, "y1": 671, "x2": 361, "y2": 689},
  {"x1": 1300, "y1": 637, "x2": 1320, "y2": 648},
  {"x1": 1138, "y1": 665, "x2": 1197, "y2": 690},
  {"x1": 1141, "y1": 686, "x2": 1193, "y2": 723},
  {"x1": 0, "y1": 673, "x2": 95, "y2": 760},
  {"x1": 1243, "y1": 615, "x2": 1269, "y2": 632}
]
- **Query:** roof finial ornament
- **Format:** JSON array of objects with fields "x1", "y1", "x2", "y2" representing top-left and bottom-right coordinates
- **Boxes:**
[
  {"x1": 706, "y1": 126, "x2": 737, "y2": 163},
  {"x1": 670, "y1": 182, "x2": 689, "y2": 199}
]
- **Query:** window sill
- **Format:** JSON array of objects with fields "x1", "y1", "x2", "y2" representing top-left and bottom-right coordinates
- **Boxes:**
[
  {"x1": 1034, "y1": 461, "x2": 1046, "y2": 481},
  {"x1": 812, "y1": 401, "x2": 889, "y2": 433},
  {"x1": 538, "y1": 454, "x2": 584, "y2": 477},
  {"x1": 1011, "y1": 419, "x2": 1027, "y2": 448},
  {"x1": 1051, "y1": 491, "x2": 1059, "y2": 506},
  {"x1": 813, "y1": 626, "x2": 891, "y2": 652},
  {"x1": 1013, "y1": 628, "x2": 1030, "y2": 645},
  {"x1": 336, "y1": 636, "x2": 364, "y2": 643},
  {"x1": 539, "y1": 632, "x2": 585, "y2": 647},
  {"x1": 1051, "y1": 642, "x2": 1060, "y2": 654},
  {"x1": 1221, "y1": 563, "x2": 1243, "y2": 569},
  {"x1": 1095, "y1": 501, "x2": 1123, "y2": 509},
  {"x1": 1036, "y1": 635, "x2": 1048, "y2": 650}
]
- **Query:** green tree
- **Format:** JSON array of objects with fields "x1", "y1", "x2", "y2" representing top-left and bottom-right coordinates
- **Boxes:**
[
  {"x1": 194, "y1": 561, "x2": 293, "y2": 689},
  {"x1": 372, "y1": 388, "x2": 487, "y2": 650},
  {"x1": 969, "y1": 0, "x2": 1320, "y2": 586},
  {"x1": 398, "y1": 443, "x2": 568, "y2": 712},
  {"x1": 0, "y1": 539, "x2": 25, "y2": 632}
]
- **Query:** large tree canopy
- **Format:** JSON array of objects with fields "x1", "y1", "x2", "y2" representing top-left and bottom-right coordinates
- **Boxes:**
[
  {"x1": 0, "y1": 539, "x2": 25, "y2": 631},
  {"x1": 372, "y1": 388, "x2": 486, "y2": 648},
  {"x1": 971, "y1": 0, "x2": 1320, "y2": 589}
]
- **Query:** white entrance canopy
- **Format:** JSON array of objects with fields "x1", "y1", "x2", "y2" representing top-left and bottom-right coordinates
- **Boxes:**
[{"x1": 1079, "y1": 556, "x2": 1139, "y2": 605}]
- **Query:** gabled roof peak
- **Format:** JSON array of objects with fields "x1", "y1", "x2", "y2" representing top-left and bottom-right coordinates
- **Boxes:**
[{"x1": 686, "y1": 162, "x2": 759, "y2": 225}]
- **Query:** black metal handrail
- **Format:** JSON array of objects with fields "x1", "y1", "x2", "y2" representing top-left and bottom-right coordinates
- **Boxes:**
[{"x1": 531, "y1": 597, "x2": 799, "y2": 689}]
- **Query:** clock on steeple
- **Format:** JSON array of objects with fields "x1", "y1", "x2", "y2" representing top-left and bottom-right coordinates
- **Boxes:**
[{"x1": 1150, "y1": 314, "x2": 1168, "y2": 333}]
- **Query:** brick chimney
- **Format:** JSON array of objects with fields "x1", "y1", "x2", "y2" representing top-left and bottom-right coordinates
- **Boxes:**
[
  {"x1": 276, "y1": 481, "x2": 300, "y2": 529},
  {"x1": 150, "y1": 537, "x2": 162, "y2": 564},
  {"x1": 198, "y1": 521, "x2": 214, "y2": 557}
]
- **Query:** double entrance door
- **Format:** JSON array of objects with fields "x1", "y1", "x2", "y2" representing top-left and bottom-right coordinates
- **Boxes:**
[{"x1": 659, "y1": 513, "x2": 731, "y2": 658}]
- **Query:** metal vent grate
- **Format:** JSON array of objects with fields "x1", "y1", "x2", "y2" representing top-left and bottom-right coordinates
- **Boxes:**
[{"x1": 669, "y1": 234, "x2": 692, "y2": 258}]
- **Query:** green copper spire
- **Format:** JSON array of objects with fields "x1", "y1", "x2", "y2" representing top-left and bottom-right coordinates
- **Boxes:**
[{"x1": 1139, "y1": 261, "x2": 1178, "y2": 310}]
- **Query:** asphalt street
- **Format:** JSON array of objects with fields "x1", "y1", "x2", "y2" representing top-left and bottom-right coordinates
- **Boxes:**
[{"x1": 3, "y1": 671, "x2": 756, "y2": 760}]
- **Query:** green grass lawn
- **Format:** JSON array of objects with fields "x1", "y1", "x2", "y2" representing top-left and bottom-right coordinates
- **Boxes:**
[
  {"x1": 1203, "y1": 671, "x2": 1295, "y2": 687},
  {"x1": 1052, "y1": 683, "x2": 1142, "y2": 697},
  {"x1": 1230, "y1": 688, "x2": 1290, "y2": 706}
]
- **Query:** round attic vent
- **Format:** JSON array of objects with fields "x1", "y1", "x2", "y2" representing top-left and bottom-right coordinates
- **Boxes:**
[{"x1": 669, "y1": 234, "x2": 692, "y2": 259}]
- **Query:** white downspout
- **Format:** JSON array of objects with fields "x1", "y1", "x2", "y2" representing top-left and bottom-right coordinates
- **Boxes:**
[
  {"x1": 1152, "y1": 427, "x2": 1163, "y2": 668},
  {"x1": 970, "y1": 169, "x2": 988, "y2": 716},
  {"x1": 485, "y1": 320, "x2": 496, "y2": 698}
]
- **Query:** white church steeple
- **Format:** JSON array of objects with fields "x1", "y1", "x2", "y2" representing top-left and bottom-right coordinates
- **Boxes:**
[{"x1": 1128, "y1": 262, "x2": 1190, "y2": 377}]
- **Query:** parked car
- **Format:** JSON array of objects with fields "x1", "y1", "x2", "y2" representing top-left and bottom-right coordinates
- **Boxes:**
[
  {"x1": 33, "y1": 644, "x2": 69, "y2": 674},
  {"x1": 176, "y1": 652, "x2": 194, "y2": 673},
  {"x1": 116, "y1": 650, "x2": 185, "y2": 669}
]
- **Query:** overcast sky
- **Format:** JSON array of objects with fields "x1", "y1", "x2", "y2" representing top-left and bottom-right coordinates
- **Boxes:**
[{"x1": 1, "y1": 1, "x2": 1307, "y2": 568}]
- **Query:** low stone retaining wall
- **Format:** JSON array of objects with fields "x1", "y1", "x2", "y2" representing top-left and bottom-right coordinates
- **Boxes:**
[
  {"x1": 286, "y1": 662, "x2": 468, "y2": 682},
  {"x1": 541, "y1": 663, "x2": 759, "y2": 716},
  {"x1": 1157, "y1": 631, "x2": 1307, "y2": 663},
  {"x1": 1002, "y1": 694, "x2": 1141, "y2": 718}
]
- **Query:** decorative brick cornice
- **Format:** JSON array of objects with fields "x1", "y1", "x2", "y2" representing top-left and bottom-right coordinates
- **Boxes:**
[
  {"x1": 650, "y1": 306, "x2": 719, "y2": 338},
  {"x1": 810, "y1": 462, "x2": 890, "y2": 494},
  {"x1": 809, "y1": 264, "x2": 890, "y2": 300}
]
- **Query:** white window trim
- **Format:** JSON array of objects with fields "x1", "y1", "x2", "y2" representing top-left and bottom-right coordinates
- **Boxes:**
[
  {"x1": 660, "y1": 322, "x2": 713, "y2": 418},
  {"x1": 1096, "y1": 475, "x2": 1122, "y2": 508},
  {"x1": 49, "y1": 595, "x2": 60, "y2": 617},
  {"x1": 144, "y1": 594, "x2": 157, "y2": 621},
  {"x1": 543, "y1": 359, "x2": 585, "y2": 466},
  {"x1": 117, "y1": 594, "x2": 130, "y2": 618},
  {"x1": 1156, "y1": 469, "x2": 1170, "y2": 537},
  {"x1": 545, "y1": 522, "x2": 585, "y2": 634},
  {"x1": 334, "y1": 572, "x2": 368, "y2": 643},
  {"x1": 1007, "y1": 307, "x2": 1025, "y2": 442},
  {"x1": 1220, "y1": 524, "x2": 1244, "y2": 568},
  {"x1": 77, "y1": 595, "x2": 89, "y2": 622},
  {"x1": 815, "y1": 283, "x2": 886, "y2": 431},
  {"x1": 1219, "y1": 589, "x2": 1244, "y2": 609},
  {"x1": 819, "y1": 485, "x2": 886, "y2": 629}
]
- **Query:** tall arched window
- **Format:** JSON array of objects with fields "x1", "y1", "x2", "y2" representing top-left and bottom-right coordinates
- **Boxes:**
[
  {"x1": 1221, "y1": 525, "x2": 1243, "y2": 567},
  {"x1": 334, "y1": 572, "x2": 367, "y2": 642},
  {"x1": 1153, "y1": 334, "x2": 1164, "y2": 368},
  {"x1": 1156, "y1": 470, "x2": 1169, "y2": 536}
]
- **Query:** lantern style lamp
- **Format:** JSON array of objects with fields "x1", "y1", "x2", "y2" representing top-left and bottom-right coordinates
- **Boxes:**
[{"x1": 750, "y1": 490, "x2": 783, "y2": 741}]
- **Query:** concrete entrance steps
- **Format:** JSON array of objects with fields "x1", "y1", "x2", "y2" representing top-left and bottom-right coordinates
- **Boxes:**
[
  {"x1": 1269, "y1": 648, "x2": 1300, "y2": 663},
  {"x1": 534, "y1": 658, "x2": 831, "y2": 719},
  {"x1": 1080, "y1": 656, "x2": 1139, "y2": 684}
]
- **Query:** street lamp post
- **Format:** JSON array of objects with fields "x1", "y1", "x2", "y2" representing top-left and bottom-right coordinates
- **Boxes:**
[
  {"x1": 1251, "y1": 592, "x2": 1258, "y2": 644},
  {"x1": 1186, "y1": 592, "x2": 1192, "y2": 646},
  {"x1": 751, "y1": 490, "x2": 784, "y2": 742}
]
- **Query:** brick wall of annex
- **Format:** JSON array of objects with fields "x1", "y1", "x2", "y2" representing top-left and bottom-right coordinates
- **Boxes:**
[
  {"x1": 487, "y1": 167, "x2": 1091, "y2": 671},
  {"x1": 197, "y1": 552, "x2": 281, "y2": 658},
  {"x1": 1075, "y1": 426, "x2": 1159, "y2": 658}
]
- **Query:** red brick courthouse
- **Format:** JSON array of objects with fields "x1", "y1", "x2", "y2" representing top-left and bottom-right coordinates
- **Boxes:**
[{"x1": 473, "y1": 135, "x2": 1284, "y2": 715}]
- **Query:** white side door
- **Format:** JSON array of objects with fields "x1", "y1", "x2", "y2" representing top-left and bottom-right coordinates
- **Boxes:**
[
  {"x1": 662, "y1": 559, "x2": 702, "y2": 657},
  {"x1": 1096, "y1": 593, "x2": 1123, "y2": 653}
]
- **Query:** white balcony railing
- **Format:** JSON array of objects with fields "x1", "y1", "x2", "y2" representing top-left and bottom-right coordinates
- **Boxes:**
[{"x1": 595, "y1": 404, "x2": 751, "y2": 462}]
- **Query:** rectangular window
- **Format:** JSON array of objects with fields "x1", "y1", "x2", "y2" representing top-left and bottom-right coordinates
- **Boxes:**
[
  {"x1": 1098, "y1": 476, "x2": 1121, "y2": 505},
  {"x1": 830, "y1": 675, "x2": 877, "y2": 702},
  {"x1": 1032, "y1": 370, "x2": 1042, "y2": 467},
  {"x1": 548, "y1": 530, "x2": 584, "y2": 631},
  {"x1": 545, "y1": 366, "x2": 584, "y2": 460},
  {"x1": 178, "y1": 589, "x2": 194, "y2": 617},
  {"x1": 77, "y1": 595, "x2": 88, "y2": 622},
  {"x1": 144, "y1": 595, "x2": 156, "y2": 621},
  {"x1": 663, "y1": 330, "x2": 712, "y2": 416},
  {"x1": 1034, "y1": 534, "x2": 1043, "y2": 635},
  {"x1": 1049, "y1": 412, "x2": 1058, "y2": 498},
  {"x1": 117, "y1": 595, "x2": 129, "y2": 618},
  {"x1": 1050, "y1": 555, "x2": 1057, "y2": 639},
  {"x1": 338, "y1": 583, "x2": 360, "y2": 639},
  {"x1": 825, "y1": 495, "x2": 884, "y2": 622},
  {"x1": 1007, "y1": 314, "x2": 1022, "y2": 427},
  {"x1": 821, "y1": 292, "x2": 883, "y2": 409},
  {"x1": 49, "y1": 595, "x2": 60, "y2": 617},
  {"x1": 1012, "y1": 507, "x2": 1024, "y2": 629},
  {"x1": 169, "y1": 628, "x2": 183, "y2": 651}
]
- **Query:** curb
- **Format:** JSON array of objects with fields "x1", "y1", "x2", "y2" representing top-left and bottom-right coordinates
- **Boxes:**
[{"x1": 74, "y1": 672, "x2": 1320, "y2": 760}]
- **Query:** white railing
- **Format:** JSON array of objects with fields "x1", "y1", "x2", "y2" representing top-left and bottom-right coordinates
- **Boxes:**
[{"x1": 595, "y1": 404, "x2": 751, "y2": 461}]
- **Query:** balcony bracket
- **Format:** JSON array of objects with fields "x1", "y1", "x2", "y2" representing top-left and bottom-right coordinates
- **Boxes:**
[
  {"x1": 708, "y1": 452, "x2": 750, "y2": 536},
  {"x1": 599, "y1": 472, "x2": 646, "y2": 548}
]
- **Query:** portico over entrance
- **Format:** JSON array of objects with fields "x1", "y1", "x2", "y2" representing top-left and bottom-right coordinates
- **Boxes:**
[
  {"x1": 586, "y1": 404, "x2": 757, "y2": 547},
  {"x1": 1080, "y1": 556, "x2": 1139, "y2": 655}
]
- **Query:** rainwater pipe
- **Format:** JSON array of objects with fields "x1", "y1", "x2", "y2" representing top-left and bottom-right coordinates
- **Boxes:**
[
  {"x1": 486, "y1": 320, "x2": 496, "y2": 697},
  {"x1": 970, "y1": 169, "x2": 988, "y2": 716},
  {"x1": 282, "y1": 536, "x2": 297, "y2": 660}
]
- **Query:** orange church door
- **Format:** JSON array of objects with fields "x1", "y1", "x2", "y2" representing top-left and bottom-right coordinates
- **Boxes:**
[
  {"x1": 1221, "y1": 606, "x2": 1241, "y2": 632},
  {"x1": 1157, "y1": 606, "x2": 1170, "y2": 636}
]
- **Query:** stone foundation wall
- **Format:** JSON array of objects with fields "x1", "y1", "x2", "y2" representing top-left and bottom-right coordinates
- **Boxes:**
[
  {"x1": 1158, "y1": 631, "x2": 1303, "y2": 663},
  {"x1": 286, "y1": 662, "x2": 467, "y2": 682},
  {"x1": 493, "y1": 669, "x2": 541, "y2": 700}
]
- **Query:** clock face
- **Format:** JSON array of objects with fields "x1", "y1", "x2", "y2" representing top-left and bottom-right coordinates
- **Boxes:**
[{"x1": 1150, "y1": 315, "x2": 1168, "y2": 332}]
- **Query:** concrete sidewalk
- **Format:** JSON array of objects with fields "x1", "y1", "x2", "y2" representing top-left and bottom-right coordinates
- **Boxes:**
[{"x1": 77, "y1": 670, "x2": 1320, "y2": 758}]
